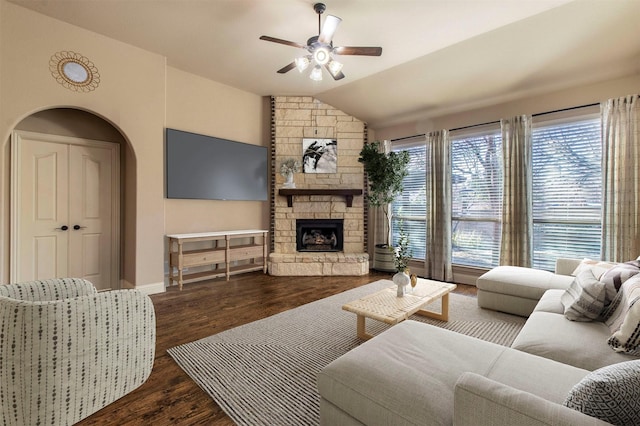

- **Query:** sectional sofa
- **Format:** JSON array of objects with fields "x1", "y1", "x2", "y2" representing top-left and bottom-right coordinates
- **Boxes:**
[{"x1": 318, "y1": 258, "x2": 640, "y2": 425}]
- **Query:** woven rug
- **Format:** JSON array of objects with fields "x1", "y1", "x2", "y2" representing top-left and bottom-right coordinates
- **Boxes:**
[{"x1": 168, "y1": 279, "x2": 525, "y2": 426}]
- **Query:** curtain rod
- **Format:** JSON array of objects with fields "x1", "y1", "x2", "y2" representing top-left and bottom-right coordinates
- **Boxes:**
[
  {"x1": 449, "y1": 102, "x2": 601, "y2": 132},
  {"x1": 391, "y1": 134, "x2": 426, "y2": 142},
  {"x1": 393, "y1": 102, "x2": 604, "y2": 139}
]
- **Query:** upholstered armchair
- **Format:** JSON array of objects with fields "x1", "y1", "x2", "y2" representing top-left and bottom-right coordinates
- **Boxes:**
[{"x1": 0, "y1": 278, "x2": 156, "y2": 425}]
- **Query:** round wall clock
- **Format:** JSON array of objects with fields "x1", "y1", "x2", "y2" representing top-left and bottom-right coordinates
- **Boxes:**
[{"x1": 50, "y1": 51, "x2": 100, "y2": 92}]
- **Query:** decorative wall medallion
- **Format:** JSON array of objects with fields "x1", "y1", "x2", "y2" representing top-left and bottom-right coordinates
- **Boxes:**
[{"x1": 49, "y1": 51, "x2": 100, "y2": 92}]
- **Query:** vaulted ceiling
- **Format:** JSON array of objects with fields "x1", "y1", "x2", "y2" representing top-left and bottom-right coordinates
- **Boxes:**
[{"x1": 9, "y1": 0, "x2": 640, "y2": 128}]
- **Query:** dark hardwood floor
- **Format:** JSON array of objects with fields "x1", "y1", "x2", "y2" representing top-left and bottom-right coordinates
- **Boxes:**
[{"x1": 78, "y1": 272, "x2": 477, "y2": 425}]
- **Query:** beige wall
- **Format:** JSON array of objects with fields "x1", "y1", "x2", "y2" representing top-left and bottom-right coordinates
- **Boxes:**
[
  {"x1": 374, "y1": 74, "x2": 640, "y2": 140},
  {"x1": 164, "y1": 67, "x2": 269, "y2": 235},
  {"x1": 0, "y1": 1, "x2": 267, "y2": 292}
]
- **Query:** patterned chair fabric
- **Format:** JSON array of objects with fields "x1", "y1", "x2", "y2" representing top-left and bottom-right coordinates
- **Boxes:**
[{"x1": 0, "y1": 278, "x2": 156, "y2": 426}]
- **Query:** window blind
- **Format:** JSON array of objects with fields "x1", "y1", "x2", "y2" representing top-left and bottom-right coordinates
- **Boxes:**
[
  {"x1": 450, "y1": 129, "x2": 503, "y2": 268},
  {"x1": 531, "y1": 112, "x2": 602, "y2": 271},
  {"x1": 391, "y1": 144, "x2": 427, "y2": 260}
]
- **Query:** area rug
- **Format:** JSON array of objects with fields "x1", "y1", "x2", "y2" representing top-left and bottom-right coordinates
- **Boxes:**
[{"x1": 168, "y1": 279, "x2": 525, "y2": 426}]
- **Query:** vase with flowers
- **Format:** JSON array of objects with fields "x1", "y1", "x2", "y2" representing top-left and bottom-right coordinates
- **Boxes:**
[
  {"x1": 280, "y1": 158, "x2": 301, "y2": 188},
  {"x1": 392, "y1": 221, "x2": 413, "y2": 296}
]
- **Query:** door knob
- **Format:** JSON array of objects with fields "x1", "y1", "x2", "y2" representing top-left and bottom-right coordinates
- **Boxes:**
[
  {"x1": 73, "y1": 225, "x2": 87, "y2": 230},
  {"x1": 55, "y1": 225, "x2": 69, "y2": 231}
]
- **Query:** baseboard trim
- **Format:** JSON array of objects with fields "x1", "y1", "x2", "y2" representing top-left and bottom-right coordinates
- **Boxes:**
[{"x1": 121, "y1": 279, "x2": 166, "y2": 295}]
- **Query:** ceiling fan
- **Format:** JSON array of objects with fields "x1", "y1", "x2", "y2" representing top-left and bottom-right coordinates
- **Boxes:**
[{"x1": 259, "y1": 2, "x2": 382, "y2": 81}]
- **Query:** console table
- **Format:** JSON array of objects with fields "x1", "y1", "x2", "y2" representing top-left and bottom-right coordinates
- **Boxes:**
[{"x1": 167, "y1": 230, "x2": 268, "y2": 290}]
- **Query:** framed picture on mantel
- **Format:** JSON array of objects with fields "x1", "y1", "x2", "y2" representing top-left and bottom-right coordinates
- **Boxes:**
[{"x1": 302, "y1": 138, "x2": 337, "y2": 173}]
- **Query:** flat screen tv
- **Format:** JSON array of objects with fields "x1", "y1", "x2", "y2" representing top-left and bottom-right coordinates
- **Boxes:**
[{"x1": 165, "y1": 128, "x2": 268, "y2": 201}]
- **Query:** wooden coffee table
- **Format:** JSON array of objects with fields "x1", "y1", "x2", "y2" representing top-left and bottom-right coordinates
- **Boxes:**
[{"x1": 342, "y1": 278, "x2": 457, "y2": 340}]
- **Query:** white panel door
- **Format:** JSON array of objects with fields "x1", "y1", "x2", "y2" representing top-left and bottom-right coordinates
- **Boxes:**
[
  {"x1": 13, "y1": 137, "x2": 69, "y2": 280},
  {"x1": 68, "y1": 144, "x2": 114, "y2": 289},
  {"x1": 11, "y1": 132, "x2": 119, "y2": 290}
]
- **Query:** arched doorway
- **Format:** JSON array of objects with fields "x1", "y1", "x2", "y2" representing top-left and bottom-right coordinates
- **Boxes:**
[{"x1": 10, "y1": 108, "x2": 133, "y2": 290}]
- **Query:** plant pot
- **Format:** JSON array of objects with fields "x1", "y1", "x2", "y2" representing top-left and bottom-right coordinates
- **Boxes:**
[{"x1": 373, "y1": 244, "x2": 395, "y2": 272}]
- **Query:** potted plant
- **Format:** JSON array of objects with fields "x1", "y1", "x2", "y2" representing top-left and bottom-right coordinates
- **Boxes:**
[{"x1": 358, "y1": 141, "x2": 410, "y2": 272}]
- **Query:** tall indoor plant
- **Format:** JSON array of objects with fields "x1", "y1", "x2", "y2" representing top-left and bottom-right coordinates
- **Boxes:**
[{"x1": 358, "y1": 141, "x2": 410, "y2": 271}]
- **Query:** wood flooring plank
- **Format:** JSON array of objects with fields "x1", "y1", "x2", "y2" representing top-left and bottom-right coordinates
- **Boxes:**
[{"x1": 77, "y1": 272, "x2": 476, "y2": 425}]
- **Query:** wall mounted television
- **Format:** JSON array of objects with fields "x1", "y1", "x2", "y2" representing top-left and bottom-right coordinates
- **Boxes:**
[{"x1": 165, "y1": 128, "x2": 268, "y2": 201}]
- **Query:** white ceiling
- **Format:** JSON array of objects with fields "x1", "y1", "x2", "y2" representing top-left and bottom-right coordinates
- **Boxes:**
[{"x1": 8, "y1": 0, "x2": 640, "y2": 128}]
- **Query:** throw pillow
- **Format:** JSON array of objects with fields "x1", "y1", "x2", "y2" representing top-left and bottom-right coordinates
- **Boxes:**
[
  {"x1": 571, "y1": 258, "x2": 616, "y2": 279},
  {"x1": 608, "y1": 294, "x2": 640, "y2": 354},
  {"x1": 600, "y1": 260, "x2": 640, "y2": 309},
  {"x1": 602, "y1": 274, "x2": 640, "y2": 330},
  {"x1": 560, "y1": 269, "x2": 606, "y2": 321},
  {"x1": 563, "y1": 360, "x2": 640, "y2": 426}
]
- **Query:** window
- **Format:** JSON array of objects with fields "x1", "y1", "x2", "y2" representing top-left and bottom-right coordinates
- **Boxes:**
[
  {"x1": 531, "y1": 109, "x2": 602, "y2": 271},
  {"x1": 450, "y1": 127, "x2": 503, "y2": 268},
  {"x1": 391, "y1": 142, "x2": 427, "y2": 260},
  {"x1": 389, "y1": 106, "x2": 603, "y2": 273}
]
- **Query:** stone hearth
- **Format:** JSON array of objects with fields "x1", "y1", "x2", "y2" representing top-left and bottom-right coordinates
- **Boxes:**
[{"x1": 268, "y1": 96, "x2": 369, "y2": 276}]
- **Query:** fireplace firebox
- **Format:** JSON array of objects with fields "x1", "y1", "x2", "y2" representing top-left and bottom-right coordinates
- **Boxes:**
[{"x1": 296, "y1": 219, "x2": 344, "y2": 252}]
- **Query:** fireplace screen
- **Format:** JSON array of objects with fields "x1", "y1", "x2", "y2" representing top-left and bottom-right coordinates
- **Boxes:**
[{"x1": 296, "y1": 219, "x2": 344, "y2": 252}]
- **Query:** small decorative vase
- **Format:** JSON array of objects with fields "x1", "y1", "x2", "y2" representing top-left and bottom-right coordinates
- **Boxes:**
[
  {"x1": 283, "y1": 172, "x2": 295, "y2": 188},
  {"x1": 393, "y1": 271, "x2": 411, "y2": 297}
]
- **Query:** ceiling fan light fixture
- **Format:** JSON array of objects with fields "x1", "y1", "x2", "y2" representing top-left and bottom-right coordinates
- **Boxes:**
[
  {"x1": 260, "y1": 2, "x2": 382, "y2": 82},
  {"x1": 327, "y1": 59, "x2": 343, "y2": 77},
  {"x1": 309, "y1": 65, "x2": 323, "y2": 81},
  {"x1": 313, "y1": 47, "x2": 331, "y2": 65},
  {"x1": 295, "y1": 56, "x2": 310, "y2": 72}
]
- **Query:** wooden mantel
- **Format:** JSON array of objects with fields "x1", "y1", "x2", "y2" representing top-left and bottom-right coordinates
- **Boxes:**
[{"x1": 279, "y1": 188, "x2": 363, "y2": 208}]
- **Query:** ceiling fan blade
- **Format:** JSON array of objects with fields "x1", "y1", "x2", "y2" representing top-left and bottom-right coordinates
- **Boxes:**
[
  {"x1": 260, "y1": 35, "x2": 306, "y2": 49},
  {"x1": 318, "y1": 15, "x2": 341, "y2": 44},
  {"x1": 277, "y1": 62, "x2": 297, "y2": 74},
  {"x1": 324, "y1": 64, "x2": 345, "y2": 81},
  {"x1": 334, "y1": 46, "x2": 383, "y2": 56}
]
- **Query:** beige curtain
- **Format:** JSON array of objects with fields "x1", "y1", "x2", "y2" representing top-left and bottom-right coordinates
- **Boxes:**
[
  {"x1": 425, "y1": 130, "x2": 452, "y2": 281},
  {"x1": 601, "y1": 95, "x2": 640, "y2": 262},
  {"x1": 500, "y1": 115, "x2": 533, "y2": 267}
]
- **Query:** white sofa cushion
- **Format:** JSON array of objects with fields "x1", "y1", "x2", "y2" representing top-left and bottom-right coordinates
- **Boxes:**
[
  {"x1": 512, "y1": 291, "x2": 636, "y2": 370},
  {"x1": 317, "y1": 321, "x2": 507, "y2": 426},
  {"x1": 477, "y1": 266, "x2": 573, "y2": 300}
]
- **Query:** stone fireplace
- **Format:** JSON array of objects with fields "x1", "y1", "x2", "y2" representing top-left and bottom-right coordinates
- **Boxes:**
[{"x1": 268, "y1": 96, "x2": 369, "y2": 276}]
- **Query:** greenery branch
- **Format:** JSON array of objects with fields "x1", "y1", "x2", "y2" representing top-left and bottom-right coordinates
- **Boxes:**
[{"x1": 391, "y1": 220, "x2": 412, "y2": 272}]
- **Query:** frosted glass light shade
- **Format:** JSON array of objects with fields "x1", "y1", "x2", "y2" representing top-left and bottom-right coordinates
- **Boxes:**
[
  {"x1": 309, "y1": 65, "x2": 323, "y2": 81},
  {"x1": 295, "y1": 56, "x2": 310, "y2": 72},
  {"x1": 327, "y1": 59, "x2": 343, "y2": 77}
]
